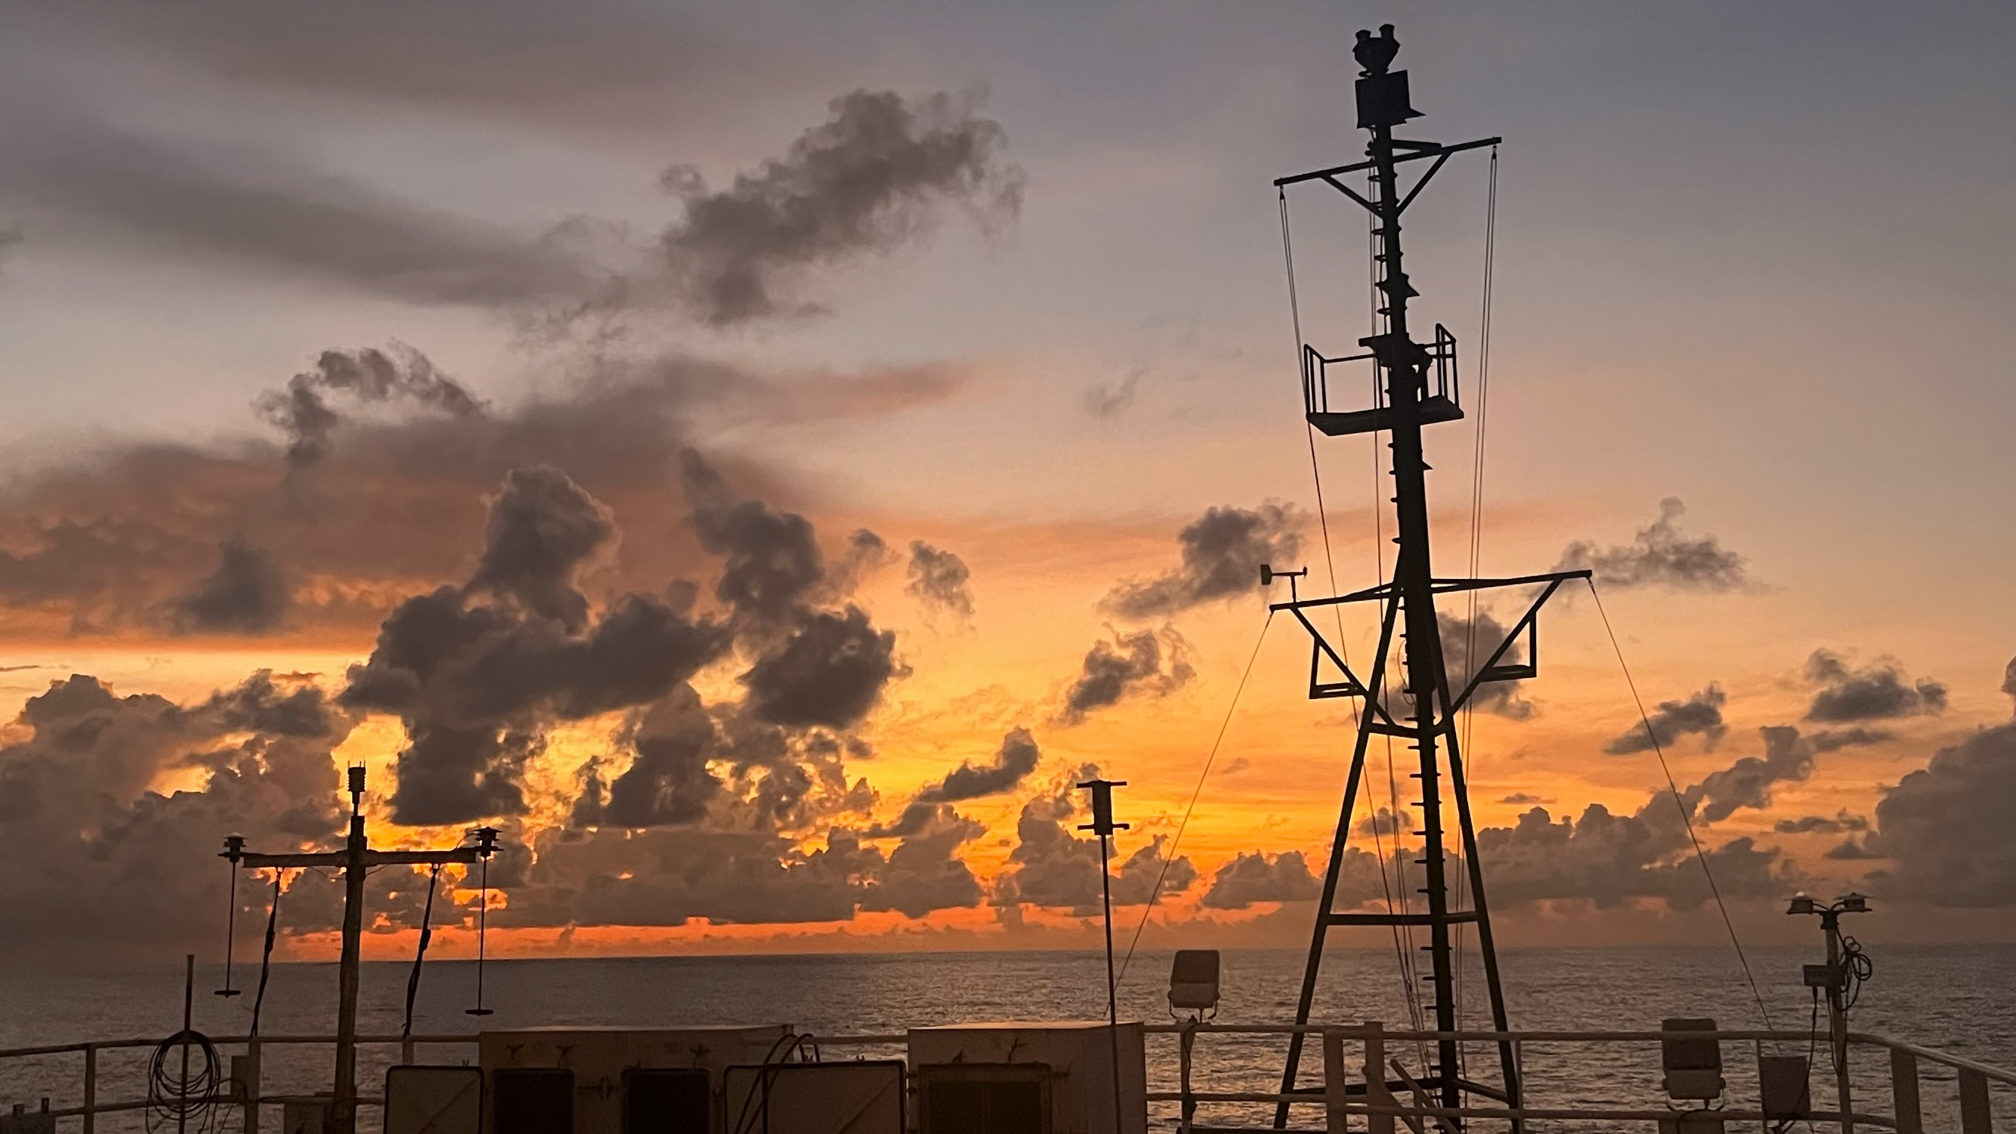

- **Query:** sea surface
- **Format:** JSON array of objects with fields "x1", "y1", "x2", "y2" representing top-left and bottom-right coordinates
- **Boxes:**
[{"x1": 0, "y1": 944, "x2": 2010, "y2": 1131}]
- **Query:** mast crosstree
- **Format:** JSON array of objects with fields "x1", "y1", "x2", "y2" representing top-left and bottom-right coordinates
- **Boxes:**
[{"x1": 1267, "y1": 24, "x2": 1588, "y2": 1128}]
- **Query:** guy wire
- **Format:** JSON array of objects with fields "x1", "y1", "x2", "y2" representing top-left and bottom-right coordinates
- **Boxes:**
[{"x1": 1589, "y1": 579, "x2": 1774, "y2": 1030}]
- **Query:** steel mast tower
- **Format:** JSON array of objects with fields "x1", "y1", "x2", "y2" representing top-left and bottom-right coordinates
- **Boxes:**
[{"x1": 1266, "y1": 25, "x2": 1587, "y2": 1127}]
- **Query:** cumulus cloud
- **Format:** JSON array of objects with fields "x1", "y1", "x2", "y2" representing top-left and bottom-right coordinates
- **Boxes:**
[
  {"x1": 256, "y1": 345, "x2": 484, "y2": 474},
  {"x1": 657, "y1": 89, "x2": 1022, "y2": 326},
  {"x1": 1438, "y1": 610, "x2": 1535, "y2": 720},
  {"x1": 0, "y1": 670, "x2": 352, "y2": 962},
  {"x1": 991, "y1": 775, "x2": 1196, "y2": 915},
  {"x1": 466, "y1": 467, "x2": 616, "y2": 631},
  {"x1": 905, "y1": 540, "x2": 973, "y2": 621},
  {"x1": 1803, "y1": 649, "x2": 1947, "y2": 722},
  {"x1": 1554, "y1": 498, "x2": 1749, "y2": 592},
  {"x1": 1680, "y1": 724, "x2": 1882, "y2": 823},
  {"x1": 1603, "y1": 684, "x2": 1727, "y2": 755},
  {"x1": 342, "y1": 468, "x2": 731, "y2": 824},
  {"x1": 1056, "y1": 627, "x2": 1194, "y2": 726},
  {"x1": 167, "y1": 538, "x2": 291, "y2": 634},
  {"x1": 1200, "y1": 851, "x2": 1322, "y2": 909},
  {"x1": 920, "y1": 728, "x2": 1041, "y2": 802},
  {"x1": 1083, "y1": 367, "x2": 1145, "y2": 420},
  {"x1": 1774, "y1": 812, "x2": 1869, "y2": 835},
  {"x1": 1102, "y1": 504, "x2": 1303, "y2": 619},
  {"x1": 0, "y1": 348, "x2": 962, "y2": 641},
  {"x1": 1865, "y1": 718, "x2": 2016, "y2": 907}
]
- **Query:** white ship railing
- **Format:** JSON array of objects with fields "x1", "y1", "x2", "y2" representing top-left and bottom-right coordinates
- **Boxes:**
[{"x1": 0, "y1": 1024, "x2": 2009, "y2": 1132}]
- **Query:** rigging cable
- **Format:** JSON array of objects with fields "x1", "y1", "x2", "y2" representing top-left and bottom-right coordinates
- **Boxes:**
[
  {"x1": 402, "y1": 865, "x2": 442, "y2": 1042},
  {"x1": 249, "y1": 872, "x2": 282, "y2": 1037},
  {"x1": 1454, "y1": 144, "x2": 1501, "y2": 1033},
  {"x1": 1588, "y1": 579, "x2": 1774, "y2": 1030},
  {"x1": 1115, "y1": 611, "x2": 1274, "y2": 989}
]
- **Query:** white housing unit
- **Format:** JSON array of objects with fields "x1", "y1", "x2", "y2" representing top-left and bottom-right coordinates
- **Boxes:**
[
  {"x1": 906, "y1": 1021, "x2": 1147, "y2": 1134},
  {"x1": 478, "y1": 1024, "x2": 788, "y2": 1134}
]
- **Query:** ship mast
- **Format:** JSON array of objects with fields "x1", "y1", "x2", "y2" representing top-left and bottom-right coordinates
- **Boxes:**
[{"x1": 1267, "y1": 24, "x2": 1587, "y2": 1127}]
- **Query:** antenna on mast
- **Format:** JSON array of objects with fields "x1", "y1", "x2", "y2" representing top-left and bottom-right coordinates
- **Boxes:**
[{"x1": 1267, "y1": 24, "x2": 1588, "y2": 1129}]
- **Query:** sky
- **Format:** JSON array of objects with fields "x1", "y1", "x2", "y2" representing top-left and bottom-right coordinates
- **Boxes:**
[{"x1": 1, "y1": 0, "x2": 2014, "y2": 981}]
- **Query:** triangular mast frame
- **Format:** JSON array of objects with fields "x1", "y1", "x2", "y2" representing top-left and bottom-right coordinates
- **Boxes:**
[{"x1": 1267, "y1": 26, "x2": 1588, "y2": 1129}]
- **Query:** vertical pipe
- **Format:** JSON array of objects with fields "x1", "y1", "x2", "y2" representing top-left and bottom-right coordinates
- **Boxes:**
[
  {"x1": 81, "y1": 1045, "x2": 95, "y2": 1134},
  {"x1": 1323, "y1": 1030, "x2": 1349, "y2": 1134},
  {"x1": 1825, "y1": 916, "x2": 1853, "y2": 1134},
  {"x1": 1098, "y1": 829, "x2": 1125, "y2": 1134},
  {"x1": 1888, "y1": 1048, "x2": 1922, "y2": 1134},
  {"x1": 245, "y1": 1038, "x2": 262, "y2": 1134},
  {"x1": 332, "y1": 798, "x2": 368, "y2": 1134},
  {"x1": 1364, "y1": 1022, "x2": 1394, "y2": 1134},
  {"x1": 180, "y1": 954, "x2": 194, "y2": 1134}
]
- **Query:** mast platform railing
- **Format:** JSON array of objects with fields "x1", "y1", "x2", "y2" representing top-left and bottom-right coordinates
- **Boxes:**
[{"x1": 1300, "y1": 324, "x2": 1462, "y2": 438}]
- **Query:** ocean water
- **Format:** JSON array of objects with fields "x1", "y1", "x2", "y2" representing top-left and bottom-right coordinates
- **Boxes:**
[{"x1": 0, "y1": 944, "x2": 2010, "y2": 1131}]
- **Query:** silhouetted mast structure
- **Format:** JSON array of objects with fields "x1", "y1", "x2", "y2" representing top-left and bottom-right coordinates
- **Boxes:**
[
  {"x1": 1265, "y1": 24, "x2": 1588, "y2": 1127},
  {"x1": 222, "y1": 767, "x2": 500, "y2": 1134}
]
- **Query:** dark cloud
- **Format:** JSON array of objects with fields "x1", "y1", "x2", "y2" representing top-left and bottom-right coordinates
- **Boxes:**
[
  {"x1": 1554, "y1": 498, "x2": 1749, "y2": 592},
  {"x1": 1354, "y1": 808, "x2": 1413, "y2": 840},
  {"x1": 658, "y1": 89, "x2": 1022, "y2": 326},
  {"x1": 167, "y1": 538, "x2": 291, "y2": 634},
  {"x1": 1056, "y1": 627, "x2": 1194, "y2": 726},
  {"x1": 1103, "y1": 504, "x2": 1303, "y2": 619},
  {"x1": 905, "y1": 540, "x2": 973, "y2": 621},
  {"x1": 1500, "y1": 792, "x2": 1550, "y2": 805},
  {"x1": 1865, "y1": 718, "x2": 2016, "y2": 906},
  {"x1": 14, "y1": 0, "x2": 811, "y2": 137},
  {"x1": 1438, "y1": 610, "x2": 1535, "y2": 721},
  {"x1": 466, "y1": 467, "x2": 615, "y2": 631},
  {"x1": 0, "y1": 349, "x2": 962, "y2": 640},
  {"x1": 920, "y1": 728, "x2": 1041, "y2": 802},
  {"x1": 1680, "y1": 724, "x2": 1882, "y2": 823},
  {"x1": 1803, "y1": 649, "x2": 1947, "y2": 722},
  {"x1": 2003, "y1": 655, "x2": 2016, "y2": 704},
  {"x1": 1774, "y1": 812, "x2": 1869, "y2": 835},
  {"x1": 741, "y1": 606, "x2": 903, "y2": 731},
  {"x1": 1200, "y1": 851, "x2": 1322, "y2": 909},
  {"x1": 1825, "y1": 838, "x2": 1880, "y2": 861},
  {"x1": 0, "y1": 224, "x2": 20, "y2": 268},
  {"x1": 1111, "y1": 836, "x2": 1198, "y2": 906},
  {"x1": 0, "y1": 671, "x2": 351, "y2": 962},
  {"x1": 256, "y1": 345, "x2": 484, "y2": 474},
  {"x1": 341, "y1": 469, "x2": 731, "y2": 825},
  {"x1": 1083, "y1": 367, "x2": 1145, "y2": 420},
  {"x1": 1603, "y1": 684, "x2": 1727, "y2": 755},
  {"x1": 679, "y1": 448, "x2": 832, "y2": 630},
  {"x1": 577, "y1": 687, "x2": 722, "y2": 829},
  {"x1": 0, "y1": 107, "x2": 604, "y2": 309}
]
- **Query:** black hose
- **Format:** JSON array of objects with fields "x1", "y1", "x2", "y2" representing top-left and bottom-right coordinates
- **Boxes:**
[{"x1": 146, "y1": 1029, "x2": 223, "y2": 1133}]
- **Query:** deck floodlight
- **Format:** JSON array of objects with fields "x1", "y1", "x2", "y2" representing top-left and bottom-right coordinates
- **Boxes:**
[
  {"x1": 1839, "y1": 893, "x2": 1869, "y2": 914},
  {"x1": 1787, "y1": 893, "x2": 1818, "y2": 916},
  {"x1": 1169, "y1": 950, "x2": 1221, "y2": 1016}
]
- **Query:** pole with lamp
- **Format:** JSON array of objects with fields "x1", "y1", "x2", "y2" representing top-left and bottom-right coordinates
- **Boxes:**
[
  {"x1": 1788, "y1": 891, "x2": 1872, "y2": 1134},
  {"x1": 1079, "y1": 777, "x2": 1128, "y2": 1134}
]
